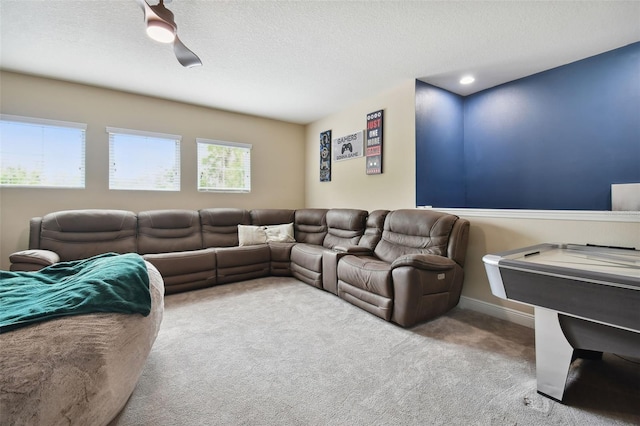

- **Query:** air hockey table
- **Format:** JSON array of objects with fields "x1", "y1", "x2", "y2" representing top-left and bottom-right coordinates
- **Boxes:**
[{"x1": 483, "y1": 243, "x2": 640, "y2": 402}]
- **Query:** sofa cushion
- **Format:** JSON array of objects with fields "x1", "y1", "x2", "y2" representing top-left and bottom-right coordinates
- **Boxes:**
[
  {"x1": 39, "y1": 209, "x2": 137, "y2": 261},
  {"x1": 268, "y1": 242, "x2": 295, "y2": 276},
  {"x1": 290, "y1": 243, "x2": 328, "y2": 288},
  {"x1": 264, "y1": 223, "x2": 295, "y2": 243},
  {"x1": 337, "y1": 255, "x2": 393, "y2": 298},
  {"x1": 142, "y1": 248, "x2": 217, "y2": 293},
  {"x1": 359, "y1": 210, "x2": 389, "y2": 251},
  {"x1": 215, "y1": 245, "x2": 271, "y2": 284},
  {"x1": 142, "y1": 248, "x2": 216, "y2": 277},
  {"x1": 238, "y1": 225, "x2": 268, "y2": 246},
  {"x1": 138, "y1": 210, "x2": 202, "y2": 255},
  {"x1": 374, "y1": 209, "x2": 457, "y2": 264},
  {"x1": 322, "y1": 209, "x2": 367, "y2": 249},
  {"x1": 250, "y1": 209, "x2": 295, "y2": 226},
  {"x1": 294, "y1": 209, "x2": 328, "y2": 245},
  {"x1": 238, "y1": 223, "x2": 295, "y2": 246},
  {"x1": 200, "y1": 208, "x2": 251, "y2": 247},
  {"x1": 290, "y1": 244, "x2": 325, "y2": 272}
]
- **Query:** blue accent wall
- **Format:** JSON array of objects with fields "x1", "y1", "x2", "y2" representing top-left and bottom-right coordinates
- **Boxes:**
[
  {"x1": 416, "y1": 42, "x2": 640, "y2": 210},
  {"x1": 415, "y1": 81, "x2": 465, "y2": 207}
]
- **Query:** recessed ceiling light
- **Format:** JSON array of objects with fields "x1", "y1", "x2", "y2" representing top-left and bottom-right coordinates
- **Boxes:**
[{"x1": 460, "y1": 76, "x2": 475, "y2": 85}]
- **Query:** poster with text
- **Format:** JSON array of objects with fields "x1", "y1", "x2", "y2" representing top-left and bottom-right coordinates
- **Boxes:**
[
  {"x1": 333, "y1": 130, "x2": 364, "y2": 162},
  {"x1": 320, "y1": 130, "x2": 331, "y2": 182},
  {"x1": 366, "y1": 110, "x2": 383, "y2": 174}
]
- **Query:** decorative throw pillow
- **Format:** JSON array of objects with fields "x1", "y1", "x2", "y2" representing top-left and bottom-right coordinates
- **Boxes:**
[
  {"x1": 238, "y1": 225, "x2": 267, "y2": 246},
  {"x1": 264, "y1": 223, "x2": 295, "y2": 243}
]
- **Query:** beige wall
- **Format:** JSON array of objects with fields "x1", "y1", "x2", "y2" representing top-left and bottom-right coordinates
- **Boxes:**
[
  {"x1": 304, "y1": 79, "x2": 417, "y2": 210},
  {"x1": 0, "y1": 71, "x2": 306, "y2": 269},
  {"x1": 304, "y1": 79, "x2": 640, "y2": 319}
]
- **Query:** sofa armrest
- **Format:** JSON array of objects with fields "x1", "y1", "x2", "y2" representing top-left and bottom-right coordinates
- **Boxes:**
[
  {"x1": 9, "y1": 249, "x2": 60, "y2": 271},
  {"x1": 321, "y1": 249, "x2": 349, "y2": 295},
  {"x1": 391, "y1": 253, "x2": 456, "y2": 271},
  {"x1": 333, "y1": 245, "x2": 373, "y2": 255}
]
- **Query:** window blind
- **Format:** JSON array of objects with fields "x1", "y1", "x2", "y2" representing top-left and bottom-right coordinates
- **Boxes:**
[
  {"x1": 107, "y1": 127, "x2": 181, "y2": 191},
  {"x1": 197, "y1": 138, "x2": 251, "y2": 192},
  {"x1": 0, "y1": 114, "x2": 86, "y2": 188}
]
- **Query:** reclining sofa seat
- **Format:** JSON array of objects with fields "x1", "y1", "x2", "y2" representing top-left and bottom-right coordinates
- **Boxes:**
[
  {"x1": 138, "y1": 209, "x2": 217, "y2": 294},
  {"x1": 9, "y1": 209, "x2": 138, "y2": 271},
  {"x1": 289, "y1": 209, "x2": 328, "y2": 288},
  {"x1": 290, "y1": 208, "x2": 371, "y2": 293},
  {"x1": 249, "y1": 209, "x2": 296, "y2": 276},
  {"x1": 337, "y1": 209, "x2": 469, "y2": 327},
  {"x1": 294, "y1": 208, "x2": 369, "y2": 293},
  {"x1": 323, "y1": 209, "x2": 389, "y2": 293},
  {"x1": 200, "y1": 207, "x2": 269, "y2": 285}
]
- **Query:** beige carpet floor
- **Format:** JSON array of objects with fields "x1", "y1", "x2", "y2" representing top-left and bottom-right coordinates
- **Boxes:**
[{"x1": 110, "y1": 277, "x2": 640, "y2": 425}]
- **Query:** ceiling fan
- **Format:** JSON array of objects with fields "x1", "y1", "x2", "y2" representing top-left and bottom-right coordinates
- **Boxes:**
[{"x1": 135, "y1": 0, "x2": 202, "y2": 68}]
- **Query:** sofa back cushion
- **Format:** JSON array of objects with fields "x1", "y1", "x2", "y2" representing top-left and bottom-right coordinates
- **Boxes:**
[
  {"x1": 294, "y1": 209, "x2": 328, "y2": 245},
  {"x1": 322, "y1": 209, "x2": 368, "y2": 249},
  {"x1": 250, "y1": 209, "x2": 295, "y2": 226},
  {"x1": 200, "y1": 208, "x2": 251, "y2": 247},
  {"x1": 358, "y1": 209, "x2": 389, "y2": 251},
  {"x1": 138, "y1": 209, "x2": 202, "y2": 254},
  {"x1": 39, "y1": 209, "x2": 137, "y2": 261},
  {"x1": 374, "y1": 209, "x2": 458, "y2": 263}
]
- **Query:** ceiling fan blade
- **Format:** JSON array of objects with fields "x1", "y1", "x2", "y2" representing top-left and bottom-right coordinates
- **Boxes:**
[
  {"x1": 135, "y1": 0, "x2": 175, "y2": 28},
  {"x1": 134, "y1": 0, "x2": 155, "y2": 21},
  {"x1": 174, "y1": 36, "x2": 202, "y2": 68}
]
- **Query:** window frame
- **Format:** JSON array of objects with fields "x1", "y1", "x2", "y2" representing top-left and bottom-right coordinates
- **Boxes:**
[{"x1": 197, "y1": 138, "x2": 252, "y2": 193}]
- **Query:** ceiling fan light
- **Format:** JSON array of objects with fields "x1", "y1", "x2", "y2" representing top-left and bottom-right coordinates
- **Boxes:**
[{"x1": 146, "y1": 20, "x2": 175, "y2": 43}]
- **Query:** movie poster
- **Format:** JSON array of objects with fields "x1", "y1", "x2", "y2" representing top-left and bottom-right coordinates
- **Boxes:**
[
  {"x1": 320, "y1": 130, "x2": 331, "y2": 182},
  {"x1": 366, "y1": 110, "x2": 383, "y2": 175}
]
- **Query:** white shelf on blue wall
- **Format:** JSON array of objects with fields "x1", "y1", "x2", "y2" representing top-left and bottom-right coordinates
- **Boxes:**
[{"x1": 418, "y1": 207, "x2": 640, "y2": 223}]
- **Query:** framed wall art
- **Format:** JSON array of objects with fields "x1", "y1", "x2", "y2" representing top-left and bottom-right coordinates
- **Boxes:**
[
  {"x1": 333, "y1": 130, "x2": 364, "y2": 162},
  {"x1": 320, "y1": 130, "x2": 331, "y2": 182},
  {"x1": 366, "y1": 110, "x2": 383, "y2": 175}
]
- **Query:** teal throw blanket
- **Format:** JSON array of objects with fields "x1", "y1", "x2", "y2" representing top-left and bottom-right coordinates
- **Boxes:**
[{"x1": 0, "y1": 253, "x2": 151, "y2": 333}]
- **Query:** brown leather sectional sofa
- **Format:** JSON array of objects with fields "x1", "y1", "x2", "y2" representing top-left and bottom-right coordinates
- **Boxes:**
[{"x1": 9, "y1": 207, "x2": 469, "y2": 327}]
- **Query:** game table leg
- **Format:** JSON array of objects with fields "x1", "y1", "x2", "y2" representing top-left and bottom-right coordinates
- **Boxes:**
[{"x1": 534, "y1": 307, "x2": 574, "y2": 402}]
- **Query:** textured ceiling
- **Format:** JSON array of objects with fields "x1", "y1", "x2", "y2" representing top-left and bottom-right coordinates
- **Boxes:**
[{"x1": 1, "y1": 1, "x2": 639, "y2": 124}]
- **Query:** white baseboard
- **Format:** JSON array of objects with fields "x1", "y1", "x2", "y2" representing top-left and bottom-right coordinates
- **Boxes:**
[{"x1": 458, "y1": 296, "x2": 534, "y2": 329}]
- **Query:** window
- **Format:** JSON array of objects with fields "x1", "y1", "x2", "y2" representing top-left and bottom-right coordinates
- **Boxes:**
[
  {"x1": 197, "y1": 138, "x2": 251, "y2": 192},
  {"x1": 107, "y1": 127, "x2": 181, "y2": 191},
  {"x1": 0, "y1": 114, "x2": 86, "y2": 188}
]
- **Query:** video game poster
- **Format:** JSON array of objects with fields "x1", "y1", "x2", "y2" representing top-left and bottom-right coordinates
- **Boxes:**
[
  {"x1": 366, "y1": 110, "x2": 383, "y2": 175},
  {"x1": 320, "y1": 130, "x2": 331, "y2": 182}
]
